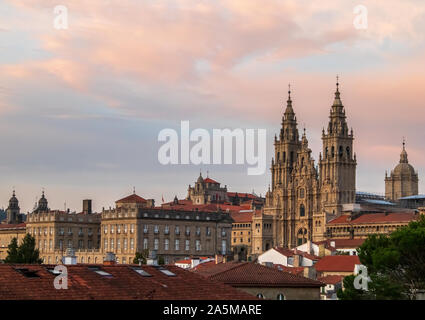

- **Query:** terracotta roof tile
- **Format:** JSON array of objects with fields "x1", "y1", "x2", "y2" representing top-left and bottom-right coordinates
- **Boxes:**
[
  {"x1": 194, "y1": 262, "x2": 323, "y2": 288},
  {"x1": 314, "y1": 256, "x2": 360, "y2": 273},
  {"x1": 317, "y1": 275, "x2": 343, "y2": 285},
  {"x1": 0, "y1": 223, "x2": 26, "y2": 230},
  {"x1": 328, "y1": 212, "x2": 417, "y2": 225},
  {"x1": 0, "y1": 264, "x2": 256, "y2": 300},
  {"x1": 116, "y1": 194, "x2": 147, "y2": 204}
]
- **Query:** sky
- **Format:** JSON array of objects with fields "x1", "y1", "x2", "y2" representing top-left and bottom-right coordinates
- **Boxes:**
[{"x1": 1, "y1": 0, "x2": 425, "y2": 213}]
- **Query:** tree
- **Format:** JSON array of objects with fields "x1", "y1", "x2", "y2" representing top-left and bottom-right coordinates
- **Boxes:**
[
  {"x1": 4, "y1": 237, "x2": 19, "y2": 263},
  {"x1": 339, "y1": 215, "x2": 425, "y2": 300},
  {"x1": 133, "y1": 249, "x2": 150, "y2": 264},
  {"x1": 4, "y1": 234, "x2": 42, "y2": 264}
]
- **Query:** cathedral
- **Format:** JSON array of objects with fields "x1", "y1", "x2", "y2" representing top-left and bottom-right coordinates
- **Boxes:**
[{"x1": 252, "y1": 80, "x2": 357, "y2": 252}]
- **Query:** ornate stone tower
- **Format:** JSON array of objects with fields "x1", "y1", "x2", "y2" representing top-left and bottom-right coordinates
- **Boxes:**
[
  {"x1": 385, "y1": 141, "x2": 418, "y2": 201},
  {"x1": 6, "y1": 190, "x2": 20, "y2": 224},
  {"x1": 319, "y1": 79, "x2": 356, "y2": 216},
  {"x1": 33, "y1": 190, "x2": 49, "y2": 213}
]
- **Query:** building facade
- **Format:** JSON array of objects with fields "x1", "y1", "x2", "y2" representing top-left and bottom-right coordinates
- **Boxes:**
[
  {"x1": 385, "y1": 142, "x2": 419, "y2": 201},
  {"x1": 254, "y1": 81, "x2": 356, "y2": 253}
]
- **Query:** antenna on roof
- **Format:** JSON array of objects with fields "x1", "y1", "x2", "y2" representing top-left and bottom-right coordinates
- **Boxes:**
[{"x1": 133, "y1": 186, "x2": 136, "y2": 194}]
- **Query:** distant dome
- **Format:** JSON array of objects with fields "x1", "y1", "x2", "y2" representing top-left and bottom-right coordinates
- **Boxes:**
[{"x1": 393, "y1": 162, "x2": 416, "y2": 176}]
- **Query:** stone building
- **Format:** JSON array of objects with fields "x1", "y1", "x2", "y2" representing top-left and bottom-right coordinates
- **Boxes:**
[
  {"x1": 254, "y1": 80, "x2": 356, "y2": 253},
  {"x1": 186, "y1": 173, "x2": 229, "y2": 204},
  {"x1": 26, "y1": 192, "x2": 102, "y2": 264},
  {"x1": 385, "y1": 141, "x2": 419, "y2": 201},
  {"x1": 101, "y1": 192, "x2": 233, "y2": 264}
]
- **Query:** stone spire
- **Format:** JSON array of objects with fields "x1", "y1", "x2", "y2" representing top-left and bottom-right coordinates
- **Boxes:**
[
  {"x1": 284, "y1": 84, "x2": 295, "y2": 121},
  {"x1": 400, "y1": 138, "x2": 408, "y2": 164}
]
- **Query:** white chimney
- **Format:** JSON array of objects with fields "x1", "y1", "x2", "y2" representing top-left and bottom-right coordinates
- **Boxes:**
[
  {"x1": 190, "y1": 258, "x2": 200, "y2": 269},
  {"x1": 63, "y1": 247, "x2": 77, "y2": 265}
]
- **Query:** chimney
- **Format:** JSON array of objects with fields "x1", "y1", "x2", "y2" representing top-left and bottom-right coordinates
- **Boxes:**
[
  {"x1": 190, "y1": 257, "x2": 200, "y2": 269},
  {"x1": 63, "y1": 248, "x2": 77, "y2": 265},
  {"x1": 146, "y1": 250, "x2": 158, "y2": 266},
  {"x1": 83, "y1": 199, "x2": 92, "y2": 214},
  {"x1": 104, "y1": 252, "x2": 116, "y2": 265}
]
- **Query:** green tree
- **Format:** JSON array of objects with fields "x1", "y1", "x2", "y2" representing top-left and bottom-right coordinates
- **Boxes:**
[
  {"x1": 4, "y1": 237, "x2": 19, "y2": 263},
  {"x1": 339, "y1": 215, "x2": 425, "y2": 300},
  {"x1": 133, "y1": 249, "x2": 149, "y2": 264},
  {"x1": 158, "y1": 255, "x2": 165, "y2": 265}
]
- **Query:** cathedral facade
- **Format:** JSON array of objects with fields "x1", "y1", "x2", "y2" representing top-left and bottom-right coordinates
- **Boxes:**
[{"x1": 253, "y1": 81, "x2": 356, "y2": 253}]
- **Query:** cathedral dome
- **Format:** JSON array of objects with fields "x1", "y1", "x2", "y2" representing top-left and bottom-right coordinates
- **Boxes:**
[
  {"x1": 393, "y1": 162, "x2": 416, "y2": 176},
  {"x1": 8, "y1": 190, "x2": 19, "y2": 209},
  {"x1": 197, "y1": 173, "x2": 204, "y2": 184},
  {"x1": 393, "y1": 143, "x2": 416, "y2": 176}
]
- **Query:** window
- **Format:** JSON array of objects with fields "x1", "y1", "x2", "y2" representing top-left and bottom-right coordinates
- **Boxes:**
[
  {"x1": 117, "y1": 239, "x2": 121, "y2": 251},
  {"x1": 59, "y1": 240, "x2": 63, "y2": 250},
  {"x1": 79, "y1": 227, "x2": 83, "y2": 236},
  {"x1": 164, "y1": 225, "x2": 170, "y2": 235},
  {"x1": 67, "y1": 239, "x2": 72, "y2": 248},
  {"x1": 175, "y1": 239, "x2": 180, "y2": 251},
  {"x1": 104, "y1": 225, "x2": 108, "y2": 234},
  {"x1": 185, "y1": 226, "x2": 190, "y2": 236},
  {"x1": 49, "y1": 239, "x2": 52, "y2": 250},
  {"x1": 78, "y1": 240, "x2": 83, "y2": 249},
  {"x1": 277, "y1": 293, "x2": 285, "y2": 300},
  {"x1": 195, "y1": 240, "x2": 201, "y2": 251},
  {"x1": 175, "y1": 226, "x2": 180, "y2": 235},
  {"x1": 104, "y1": 238, "x2": 108, "y2": 250},
  {"x1": 206, "y1": 227, "x2": 211, "y2": 236},
  {"x1": 185, "y1": 240, "x2": 190, "y2": 251},
  {"x1": 164, "y1": 239, "x2": 169, "y2": 251},
  {"x1": 154, "y1": 238, "x2": 159, "y2": 250},
  {"x1": 144, "y1": 225, "x2": 148, "y2": 234},
  {"x1": 111, "y1": 225, "x2": 115, "y2": 234},
  {"x1": 124, "y1": 224, "x2": 128, "y2": 234},
  {"x1": 110, "y1": 239, "x2": 114, "y2": 250},
  {"x1": 154, "y1": 225, "x2": 159, "y2": 234},
  {"x1": 130, "y1": 238, "x2": 135, "y2": 250},
  {"x1": 221, "y1": 240, "x2": 227, "y2": 254},
  {"x1": 117, "y1": 225, "x2": 121, "y2": 234},
  {"x1": 130, "y1": 224, "x2": 135, "y2": 233},
  {"x1": 88, "y1": 240, "x2": 92, "y2": 249},
  {"x1": 257, "y1": 293, "x2": 264, "y2": 299},
  {"x1": 124, "y1": 238, "x2": 128, "y2": 250},
  {"x1": 196, "y1": 227, "x2": 201, "y2": 236},
  {"x1": 50, "y1": 227, "x2": 53, "y2": 235},
  {"x1": 297, "y1": 228, "x2": 308, "y2": 246},
  {"x1": 68, "y1": 227, "x2": 72, "y2": 235},
  {"x1": 221, "y1": 229, "x2": 227, "y2": 237},
  {"x1": 300, "y1": 204, "x2": 305, "y2": 217},
  {"x1": 143, "y1": 238, "x2": 148, "y2": 250}
]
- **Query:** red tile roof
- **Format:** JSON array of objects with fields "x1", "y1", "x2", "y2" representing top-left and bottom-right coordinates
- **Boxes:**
[
  {"x1": 116, "y1": 194, "x2": 147, "y2": 204},
  {"x1": 314, "y1": 256, "x2": 360, "y2": 273},
  {"x1": 230, "y1": 211, "x2": 253, "y2": 223},
  {"x1": 193, "y1": 262, "x2": 323, "y2": 288},
  {"x1": 274, "y1": 265, "x2": 305, "y2": 276},
  {"x1": 204, "y1": 177, "x2": 219, "y2": 184},
  {"x1": 0, "y1": 264, "x2": 256, "y2": 300},
  {"x1": 227, "y1": 192, "x2": 258, "y2": 199},
  {"x1": 330, "y1": 239, "x2": 365, "y2": 249},
  {"x1": 317, "y1": 275, "x2": 343, "y2": 285},
  {"x1": 328, "y1": 212, "x2": 417, "y2": 225},
  {"x1": 0, "y1": 223, "x2": 26, "y2": 230}
]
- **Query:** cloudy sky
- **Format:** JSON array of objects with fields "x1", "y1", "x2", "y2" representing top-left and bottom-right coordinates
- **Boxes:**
[{"x1": 1, "y1": 0, "x2": 425, "y2": 213}]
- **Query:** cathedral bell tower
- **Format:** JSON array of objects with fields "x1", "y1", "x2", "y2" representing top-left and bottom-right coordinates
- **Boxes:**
[
  {"x1": 6, "y1": 190, "x2": 20, "y2": 224},
  {"x1": 319, "y1": 78, "x2": 356, "y2": 216},
  {"x1": 272, "y1": 85, "x2": 301, "y2": 190}
]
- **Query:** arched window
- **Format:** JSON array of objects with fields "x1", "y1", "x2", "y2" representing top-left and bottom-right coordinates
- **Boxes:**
[
  {"x1": 257, "y1": 293, "x2": 265, "y2": 299},
  {"x1": 277, "y1": 152, "x2": 280, "y2": 161},
  {"x1": 297, "y1": 228, "x2": 308, "y2": 246},
  {"x1": 290, "y1": 151, "x2": 294, "y2": 165},
  {"x1": 339, "y1": 146, "x2": 343, "y2": 158},
  {"x1": 300, "y1": 204, "x2": 305, "y2": 217},
  {"x1": 301, "y1": 157, "x2": 305, "y2": 168},
  {"x1": 346, "y1": 146, "x2": 350, "y2": 159},
  {"x1": 325, "y1": 147, "x2": 328, "y2": 158},
  {"x1": 277, "y1": 293, "x2": 286, "y2": 300},
  {"x1": 331, "y1": 146, "x2": 335, "y2": 158},
  {"x1": 283, "y1": 151, "x2": 286, "y2": 163}
]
